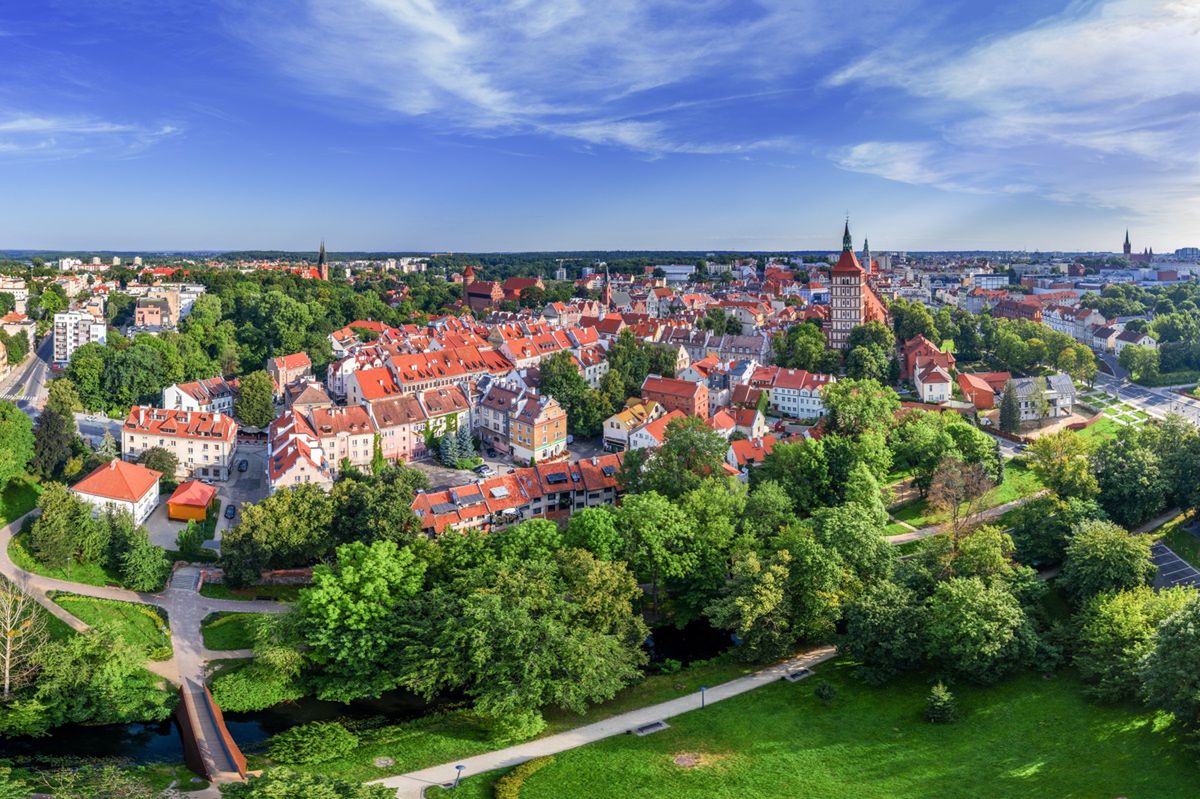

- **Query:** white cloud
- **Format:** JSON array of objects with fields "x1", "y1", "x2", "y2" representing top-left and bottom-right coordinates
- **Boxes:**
[
  {"x1": 0, "y1": 113, "x2": 179, "y2": 160},
  {"x1": 227, "y1": 0, "x2": 863, "y2": 156},
  {"x1": 830, "y1": 0, "x2": 1200, "y2": 225}
]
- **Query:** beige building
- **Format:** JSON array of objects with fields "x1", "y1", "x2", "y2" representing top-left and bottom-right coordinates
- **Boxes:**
[{"x1": 121, "y1": 406, "x2": 239, "y2": 481}]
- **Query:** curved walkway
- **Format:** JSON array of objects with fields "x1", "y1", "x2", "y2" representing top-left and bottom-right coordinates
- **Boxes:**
[
  {"x1": 372, "y1": 645, "x2": 837, "y2": 798},
  {"x1": 0, "y1": 509, "x2": 288, "y2": 783},
  {"x1": 885, "y1": 492, "x2": 1047, "y2": 546}
]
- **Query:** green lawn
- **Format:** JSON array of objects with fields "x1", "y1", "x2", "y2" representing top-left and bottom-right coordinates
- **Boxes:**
[
  {"x1": 52, "y1": 594, "x2": 172, "y2": 660},
  {"x1": 0, "y1": 477, "x2": 41, "y2": 525},
  {"x1": 1151, "y1": 513, "x2": 1200, "y2": 569},
  {"x1": 8, "y1": 532, "x2": 127, "y2": 588},
  {"x1": 454, "y1": 663, "x2": 1197, "y2": 799},
  {"x1": 200, "y1": 612, "x2": 262, "y2": 650},
  {"x1": 270, "y1": 655, "x2": 761, "y2": 783},
  {"x1": 889, "y1": 462, "x2": 1042, "y2": 530},
  {"x1": 1074, "y1": 416, "x2": 1122, "y2": 445},
  {"x1": 199, "y1": 583, "x2": 302, "y2": 602}
]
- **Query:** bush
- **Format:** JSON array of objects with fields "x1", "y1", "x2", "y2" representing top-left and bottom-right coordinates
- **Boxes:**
[
  {"x1": 814, "y1": 680, "x2": 837, "y2": 705},
  {"x1": 176, "y1": 520, "x2": 207, "y2": 561},
  {"x1": 268, "y1": 721, "x2": 359, "y2": 764},
  {"x1": 212, "y1": 662, "x2": 303, "y2": 712},
  {"x1": 494, "y1": 756, "x2": 555, "y2": 799},
  {"x1": 656, "y1": 658, "x2": 682, "y2": 675},
  {"x1": 924, "y1": 682, "x2": 958, "y2": 724},
  {"x1": 487, "y1": 709, "x2": 547, "y2": 744}
]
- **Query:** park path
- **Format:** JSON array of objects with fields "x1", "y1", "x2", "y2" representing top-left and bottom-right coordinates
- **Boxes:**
[
  {"x1": 0, "y1": 509, "x2": 287, "y2": 784},
  {"x1": 885, "y1": 492, "x2": 1047, "y2": 545},
  {"x1": 371, "y1": 645, "x2": 837, "y2": 798}
]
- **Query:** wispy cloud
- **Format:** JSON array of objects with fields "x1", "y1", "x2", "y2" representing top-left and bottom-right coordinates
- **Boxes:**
[
  {"x1": 830, "y1": 0, "x2": 1200, "y2": 223},
  {"x1": 226, "y1": 0, "x2": 874, "y2": 156},
  {"x1": 0, "y1": 113, "x2": 179, "y2": 161}
]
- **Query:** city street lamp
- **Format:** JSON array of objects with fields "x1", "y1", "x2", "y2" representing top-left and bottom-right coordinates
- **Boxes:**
[
  {"x1": 700, "y1": 686, "x2": 707, "y2": 709},
  {"x1": 453, "y1": 765, "x2": 465, "y2": 789}
]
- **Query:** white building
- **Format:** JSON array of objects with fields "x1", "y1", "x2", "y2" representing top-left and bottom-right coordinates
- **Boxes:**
[
  {"x1": 71, "y1": 459, "x2": 162, "y2": 525},
  {"x1": 53, "y1": 311, "x2": 107, "y2": 365}
]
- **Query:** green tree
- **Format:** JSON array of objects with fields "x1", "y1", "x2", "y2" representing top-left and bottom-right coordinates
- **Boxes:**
[
  {"x1": 639, "y1": 415, "x2": 728, "y2": 500},
  {"x1": 925, "y1": 576, "x2": 1037, "y2": 683},
  {"x1": 221, "y1": 769, "x2": 394, "y2": 799},
  {"x1": 811, "y1": 502, "x2": 893, "y2": 592},
  {"x1": 754, "y1": 438, "x2": 830, "y2": 514},
  {"x1": 1140, "y1": 595, "x2": 1200, "y2": 726},
  {"x1": 65, "y1": 342, "x2": 109, "y2": 411},
  {"x1": 45, "y1": 377, "x2": 83, "y2": 420},
  {"x1": 30, "y1": 407, "x2": 73, "y2": 479},
  {"x1": 137, "y1": 446, "x2": 179, "y2": 481},
  {"x1": 1006, "y1": 495, "x2": 1105, "y2": 567},
  {"x1": 0, "y1": 400, "x2": 34, "y2": 490},
  {"x1": 1118, "y1": 343, "x2": 1159, "y2": 381},
  {"x1": 1091, "y1": 429, "x2": 1167, "y2": 527},
  {"x1": 1026, "y1": 430, "x2": 1098, "y2": 499},
  {"x1": 1074, "y1": 586, "x2": 1194, "y2": 703},
  {"x1": 119, "y1": 531, "x2": 170, "y2": 591},
  {"x1": 614, "y1": 491, "x2": 696, "y2": 610},
  {"x1": 234, "y1": 370, "x2": 277, "y2": 428},
  {"x1": 998, "y1": 380, "x2": 1020, "y2": 433},
  {"x1": 820, "y1": 378, "x2": 899, "y2": 438},
  {"x1": 740, "y1": 480, "x2": 796, "y2": 542},
  {"x1": 773, "y1": 322, "x2": 838, "y2": 372},
  {"x1": 296, "y1": 540, "x2": 426, "y2": 702},
  {"x1": 220, "y1": 484, "x2": 336, "y2": 586},
  {"x1": 924, "y1": 682, "x2": 958, "y2": 724},
  {"x1": 838, "y1": 580, "x2": 925, "y2": 685},
  {"x1": 95, "y1": 430, "x2": 119, "y2": 462},
  {"x1": 29, "y1": 483, "x2": 102, "y2": 572},
  {"x1": 563, "y1": 506, "x2": 623, "y2": 561},
  {"x1": 1060, "y1": 520, "x2": 1155, "y2": 604}
]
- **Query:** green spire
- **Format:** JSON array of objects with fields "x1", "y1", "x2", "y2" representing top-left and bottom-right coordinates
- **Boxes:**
[{"x1": 842, "y1": 218, "x2": 852, "y2": 252}]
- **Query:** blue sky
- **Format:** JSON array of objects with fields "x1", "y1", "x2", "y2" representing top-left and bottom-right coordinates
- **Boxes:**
[{"x1": 0, "y1": 0, "x2": 1196, "y2": 252}]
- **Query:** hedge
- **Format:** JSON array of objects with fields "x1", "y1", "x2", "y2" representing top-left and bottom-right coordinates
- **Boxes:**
[{"x1": 494, "y1": 756, "x2": 554, "y2": 799}]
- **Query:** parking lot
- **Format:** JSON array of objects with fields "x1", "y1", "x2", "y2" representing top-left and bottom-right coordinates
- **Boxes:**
[{"x1": 1152, "y1": 541, "x2": 1200, "y2": 589}]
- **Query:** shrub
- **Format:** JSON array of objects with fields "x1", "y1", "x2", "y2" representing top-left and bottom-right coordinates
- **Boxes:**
[
  {"x1": 176, "y1": 520, "x2": 207, "y2": 561},
  {"x1": 814, "y1": 680, "x2": 837, "y2": 705},
  {"x1": 924, "y1": 682, "x2": 958, "y2": 724},
  {"x1": 494, "y1": 757, "x2": 555, "y2": 799},
  {"x1": 268, "y1": 721, "x2": 359, "y2": 764},
  {"x1": 656, "y1": 658, "x2": 682, "y2": 675},
  {"x1": 212, "y1": 663, "x2": 303, "y2": 712},
  {"x1": 487, "y1": 709, "x2": 547, "y2": 744}
]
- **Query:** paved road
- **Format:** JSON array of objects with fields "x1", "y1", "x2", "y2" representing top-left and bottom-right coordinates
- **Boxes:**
[
  {"x1": 0, "y1": 334, "x2": 52, "y2": 412},
  {"x1": 1091, "y1": 372, "x2": 1200, "y2": 426},
  {"x1": 372, "y1": 645, "x2": 837, "y2": 798}
]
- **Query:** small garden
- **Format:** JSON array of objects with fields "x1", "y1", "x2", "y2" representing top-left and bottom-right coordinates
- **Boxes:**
[
  {"x1": 50, "y1": 594, "x2": 172, "y2": 660},
  {"x1": 200, "y1": 612, "x2": 263, "y2": 651}
]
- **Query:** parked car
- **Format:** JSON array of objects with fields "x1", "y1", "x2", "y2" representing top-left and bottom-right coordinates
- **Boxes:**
[
  {"x1": 224, "y1": 504, "x2": 237, "y2": 520},
  {"x1": 474, "y1": 464, "x2": 496, "y2": 477},
  {"x1": 237, "y1": 459, "x2": 249, "y2": 472}
]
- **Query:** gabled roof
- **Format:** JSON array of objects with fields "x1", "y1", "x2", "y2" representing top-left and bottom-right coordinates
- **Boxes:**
[
  {"x1": 168, "y1": 479, "x2": 217, "y2": 508},
  {"x1": 729, "y1": 435, "x2": 777, "y2": 467},
  {"x1": 73, "y1": 459, "x2": 161, "y2": 503}
]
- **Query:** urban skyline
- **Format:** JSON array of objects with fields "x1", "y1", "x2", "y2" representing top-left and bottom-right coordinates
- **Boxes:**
[{"x1": 2, "y1": 0, "x2": 1197, "y2": 251}]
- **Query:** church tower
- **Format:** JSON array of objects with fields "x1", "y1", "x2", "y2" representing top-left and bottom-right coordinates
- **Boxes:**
[
  {"x1": 862, "y1": 237, "x2": 873, "y2": 275},
  {"x1": 601, "y1": 264, "x2": 613, "y2": 312},
  {"x1": 828, "y1": 219, "x2": 865, "y2": 350},
  {"x1": 317, "y1": 241, "x2": 328, "y2": 280},
  {"x1": 1123, "y1": 230, "x2": 1132, "y2": 257}
]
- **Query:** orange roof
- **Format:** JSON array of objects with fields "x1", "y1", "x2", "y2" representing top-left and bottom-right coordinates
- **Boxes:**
[
  {"x1": 168, "y1": 479, "x2": 218, "y2": 508},
  {"x1": 73, "y1": 459, "x2": 161, "y2": 503}
]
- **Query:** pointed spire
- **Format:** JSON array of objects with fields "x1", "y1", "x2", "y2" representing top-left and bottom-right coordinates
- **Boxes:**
[
  {"x1": 1124, "y1": 229, "x2": 1130, "y2": 246},
  {"x1": 842, "y1": 217, "x2": 852, "y2": 252}
]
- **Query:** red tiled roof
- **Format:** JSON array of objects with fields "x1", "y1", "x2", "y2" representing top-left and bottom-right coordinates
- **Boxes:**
[
  {"x1": 124, "y1": 406, "x2": 238, "y2": 442},
  {"x1": 73, "y1": 459, "x2": 160, "y2": 503},
  {"x1": 168, "y1": 479, "x2": 217, "y2": 508},
  {"x1": 730, "y1": 435, "x2": 777, "y2": 467}
]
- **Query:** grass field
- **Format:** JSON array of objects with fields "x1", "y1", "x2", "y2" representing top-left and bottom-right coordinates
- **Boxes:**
[
  {"x1": 447, "y1": 663, "x2": 1197, "y2": 799},
  {"x1": 52, "y1": 594, "x2": 172, "y2": 660},
  {"x1": 8, "y1": 532, "x2": 127, "y2": 588},
  {"x1": 0, "y1": 477, "x2": 41, "y2": 525},
  {"x1": 1151, "y1": 512, "x2": 1200, "y2": 568},
  {"x1": 200, "y1": 611, "x2": 261, "y2": 650},
  {"x1": 199, "y1": 583, "x2": 302, "y2": 602},
  {"x1": 889, "y1": 461, "x2": 1042, "y2": 529},
  {"x1": 269, "y1": 655, "x2": 761, "y2": 783}
]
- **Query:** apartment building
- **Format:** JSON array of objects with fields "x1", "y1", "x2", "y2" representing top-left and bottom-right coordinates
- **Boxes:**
[
  {"x1": 53, "y1": 311, "x2": 107, "y2": 365},
  {"x1": 641, "y1": 375, "x2": 709, "y2": 418},
  {"x1": 510, "y1": 390, "x2": 568, "y2": 464},
  {"x1": 122, "y1": 406, "x2": 239, "y2": 480},
  {"x1": 162, "y1": 376, "x2": 238, "y2": 415}
]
